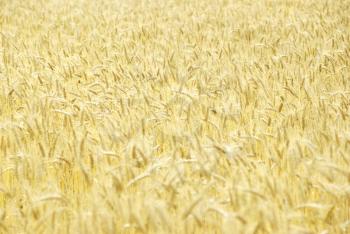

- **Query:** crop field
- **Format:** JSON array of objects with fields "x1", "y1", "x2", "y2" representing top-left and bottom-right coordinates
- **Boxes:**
[{"x1": 0, "y1": 0, "x2": 350, "y2": 233}]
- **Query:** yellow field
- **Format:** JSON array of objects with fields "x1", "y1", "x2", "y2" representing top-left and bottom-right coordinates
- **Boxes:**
[{"x1": 0, "y1": 0, "x2": 350, "y2": 233}]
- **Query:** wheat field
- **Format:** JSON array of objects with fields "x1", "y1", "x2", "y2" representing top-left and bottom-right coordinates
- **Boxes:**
[{"x1": 0, "y1": 0, "x2": 349, "y2": 233}]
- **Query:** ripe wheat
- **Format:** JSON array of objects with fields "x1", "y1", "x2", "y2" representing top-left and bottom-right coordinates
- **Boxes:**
[{"x1": 0, "y1": 0, "x2": 350, "y2": 233}]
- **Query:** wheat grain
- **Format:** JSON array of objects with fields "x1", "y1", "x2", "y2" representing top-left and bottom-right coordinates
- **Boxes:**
[{"x1": 0, "y1": 0, "x2": 349, "y2": 233}]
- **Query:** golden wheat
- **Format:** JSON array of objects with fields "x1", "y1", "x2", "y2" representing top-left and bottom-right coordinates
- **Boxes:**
[{"x1": 0, "y1": 0, "x2": 350, "y2": 233}]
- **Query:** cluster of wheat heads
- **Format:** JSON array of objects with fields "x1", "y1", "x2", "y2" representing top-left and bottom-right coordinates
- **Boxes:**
[{"x1": 0, "y1": 0, "x2": 349, "y2": 233}]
